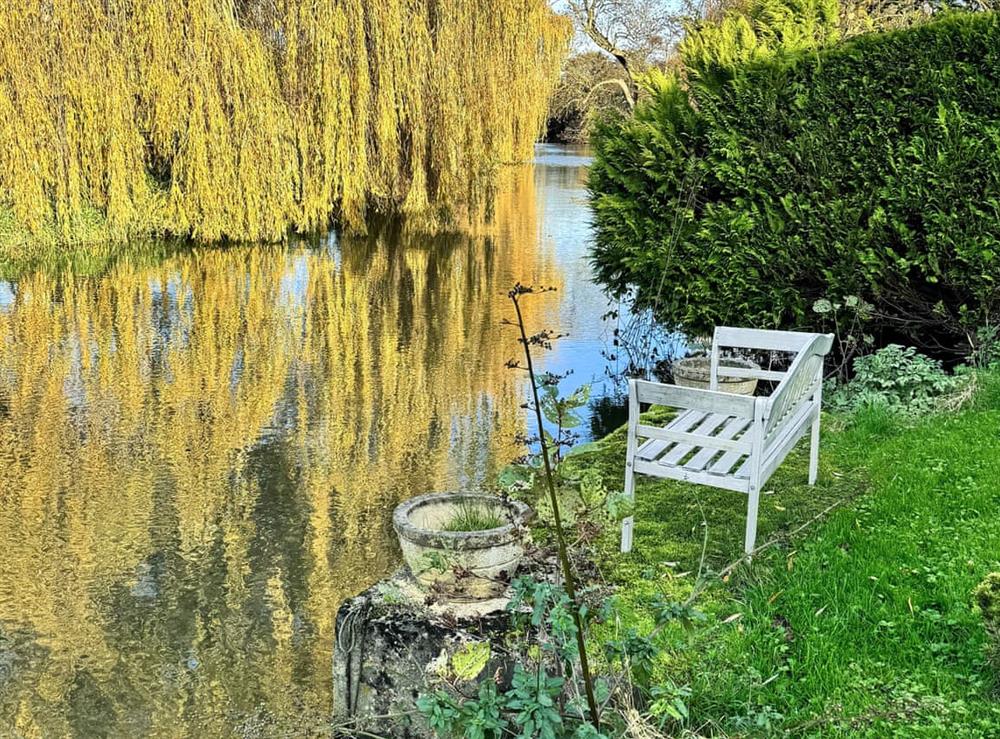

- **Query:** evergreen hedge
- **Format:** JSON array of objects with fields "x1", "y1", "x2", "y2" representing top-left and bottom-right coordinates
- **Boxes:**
[{"x1": 590, "y1": 11, "x2": 1000, "y2": 356}]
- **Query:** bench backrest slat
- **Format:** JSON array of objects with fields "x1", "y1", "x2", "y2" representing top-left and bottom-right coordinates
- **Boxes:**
[
  {"x1": 633, "y1": 379, "x2": 757, "y2": 418},
  {"x1": 710, "y1": 327, "x2": 817, "y2": 389},
  {"x1": 713, "y1": 327, "x2": 817, "y2": 353},
  {"x1": 762, "y1": 334, "x2": 832, "y2": 438}
]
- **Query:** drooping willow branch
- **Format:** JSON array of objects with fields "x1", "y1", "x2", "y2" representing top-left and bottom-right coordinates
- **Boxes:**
[{"x1": 0, "y1": 0, "x2": 570, "y2": 245}]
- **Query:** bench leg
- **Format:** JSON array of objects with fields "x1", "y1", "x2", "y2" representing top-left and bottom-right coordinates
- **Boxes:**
[
  {"x1": 621, "y1": 379, "x2": 640, "y2": 554},
  {"x1": 744, "y1": 483, "x2": 760, "y2": 556},
  {"x1": 808, "y1": 406, "x2": 821, "y2": 486},
  {"x1": 621, "y1": 517, "x2": 634, "y2": 554},
  {"x1": 621, "y1": 464, "x2": 636, "y2": 553}
]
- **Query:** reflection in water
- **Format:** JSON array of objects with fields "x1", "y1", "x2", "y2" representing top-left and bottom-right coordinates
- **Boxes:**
[{"x1": 0, "y1": 149, "x2": 596, "y2": 736}]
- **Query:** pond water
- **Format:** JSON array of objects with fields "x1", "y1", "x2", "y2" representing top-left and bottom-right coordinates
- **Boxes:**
[{"x1": 0, "y1": 145, "x2": 644, "y2": 735}]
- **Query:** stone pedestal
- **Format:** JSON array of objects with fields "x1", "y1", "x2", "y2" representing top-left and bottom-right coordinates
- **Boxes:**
[{"x1": 332, "y1": 570, "x2": 516, "y2": 737}]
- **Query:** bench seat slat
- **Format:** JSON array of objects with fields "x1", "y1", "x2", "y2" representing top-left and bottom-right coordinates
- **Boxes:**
[
  {"x1": 659, "y1": 412, "x2": 729, "y2": 466},
  {"x1": 636, "y1": 424, "x2": 752, "y2": 454},
  {"x1": 734, "y1": 456, "x2": 752, "y2": 480},
  {"x1": 684, "y1": 415, "x2": 752, "y2": 472},
  {"x1": 636, "y1": 409, "x2": 704, "y2": 461},
  {"x1": 709, "y1": 446, "x2": 749, "y2": 477}
]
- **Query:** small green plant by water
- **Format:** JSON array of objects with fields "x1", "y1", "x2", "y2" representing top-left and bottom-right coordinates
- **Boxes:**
[{"x1": 417, "y1": 284, "x2": 605, "y2": 735}]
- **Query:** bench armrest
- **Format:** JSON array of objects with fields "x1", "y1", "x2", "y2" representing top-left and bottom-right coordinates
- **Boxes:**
[{"x1": 631, "y1": 379, "x2": 758, "y2": 419}]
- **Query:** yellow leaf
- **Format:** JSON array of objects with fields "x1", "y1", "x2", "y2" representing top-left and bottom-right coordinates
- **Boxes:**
[{"x1": 452, "y1": 641, "x2": 491, "y2": 681}]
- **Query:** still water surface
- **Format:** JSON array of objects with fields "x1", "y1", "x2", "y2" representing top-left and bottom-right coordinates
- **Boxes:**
[{"x1": 0, "y1": 145, "x2": 624, "y2": 736}]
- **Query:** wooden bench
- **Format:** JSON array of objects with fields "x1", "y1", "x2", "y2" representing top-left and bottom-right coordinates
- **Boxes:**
[{"x1": 621, "y1": 327, "x2": 834, "y2": 554}]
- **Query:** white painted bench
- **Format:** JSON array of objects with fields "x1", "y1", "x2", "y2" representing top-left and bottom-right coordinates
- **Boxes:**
[{"x1": 621, "y1": 327, "x2": 834, "y2": 555}]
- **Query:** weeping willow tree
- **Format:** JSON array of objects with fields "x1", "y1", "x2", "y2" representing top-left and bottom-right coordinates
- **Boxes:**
[{"x1": 0, "y1": 1, "x2": 569, "y2": 248}]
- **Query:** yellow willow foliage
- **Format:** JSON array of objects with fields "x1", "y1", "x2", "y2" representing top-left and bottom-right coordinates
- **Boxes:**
[
  {"x1": 0, "y1": 175, "x2": 561, "y2": 734},
  {"x1": 0, "y1": 0, "x2": 569, "y2": 248}
]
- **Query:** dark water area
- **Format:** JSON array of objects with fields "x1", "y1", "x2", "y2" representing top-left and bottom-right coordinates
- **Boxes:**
[{"x1": 0, "y1": 144, "x2": 669, "y2": 735}]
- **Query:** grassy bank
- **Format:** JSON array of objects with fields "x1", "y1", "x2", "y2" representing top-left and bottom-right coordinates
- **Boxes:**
[
  {"x1": 569, "y1": 374, "x2": 1000, "y2": 735},
  {"x1": 0, "y1": 207, "x2": 195, "y2": 280}
]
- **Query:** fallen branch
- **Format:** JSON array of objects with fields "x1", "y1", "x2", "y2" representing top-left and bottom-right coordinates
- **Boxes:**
[
  {"x1": 717, "y1": 493, "x2": 856, "y2": 581},
  {"x1": 331, "y1": 712, "x2": 413, "y2": 739}
]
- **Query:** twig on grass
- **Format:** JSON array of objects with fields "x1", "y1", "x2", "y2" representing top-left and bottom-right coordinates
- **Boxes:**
[
  {"x1": 331, "y1": 712, "x2": 414, "y2": 738},
  {"x1": 938, "y1": 369, "x2": 979, "y2": 413},
  {"x1": 717, "y1": 493, "x2": 857, "y2": 581}
]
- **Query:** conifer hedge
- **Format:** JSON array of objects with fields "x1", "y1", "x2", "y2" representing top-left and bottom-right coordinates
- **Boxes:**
[{"x1": 590, "y1": 11, "x2": 1000, "y2": 356}]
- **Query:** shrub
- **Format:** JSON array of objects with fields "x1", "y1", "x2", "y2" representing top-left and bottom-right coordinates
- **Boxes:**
[
  {"x1": 973, "y1": 573, "x2": 1000, "y2": 672},
  {"x1": 971, "y1": 324, "x2": 1000, "y2": 369},
  {"x1": 590, "y1": 9, "x2": 1000, "y2": 359},
  {"x1": 826, "y1": 345, "x2": 961, "y2": 414}
]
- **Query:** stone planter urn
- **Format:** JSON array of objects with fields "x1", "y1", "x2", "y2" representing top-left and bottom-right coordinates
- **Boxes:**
[
  {"x1": 393, "y1": 493, "x2": 533, "y2": 601},
  {"x1": 672, "y1": 356, "x2": 760, "y2": 396}
]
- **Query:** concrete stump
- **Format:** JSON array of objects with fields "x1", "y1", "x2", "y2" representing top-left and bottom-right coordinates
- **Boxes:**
[{"x1": 332, "y1": 570, "x2": 517, "y2": 737}]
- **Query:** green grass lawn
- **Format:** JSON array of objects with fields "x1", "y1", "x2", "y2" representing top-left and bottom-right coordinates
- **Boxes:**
[{"x1": 572, "y1": 374, "x2": 1000, "y2": 736}]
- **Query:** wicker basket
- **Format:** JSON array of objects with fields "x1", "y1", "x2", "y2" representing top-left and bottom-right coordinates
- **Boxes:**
[{"x1": 672, "y1": 356, "x2": 759, "y2": 396}]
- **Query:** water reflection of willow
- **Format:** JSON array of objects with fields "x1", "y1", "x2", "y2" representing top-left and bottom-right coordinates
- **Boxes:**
[{"x1": 0, "y1": 175, "x2": 562, "y2": 735}]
